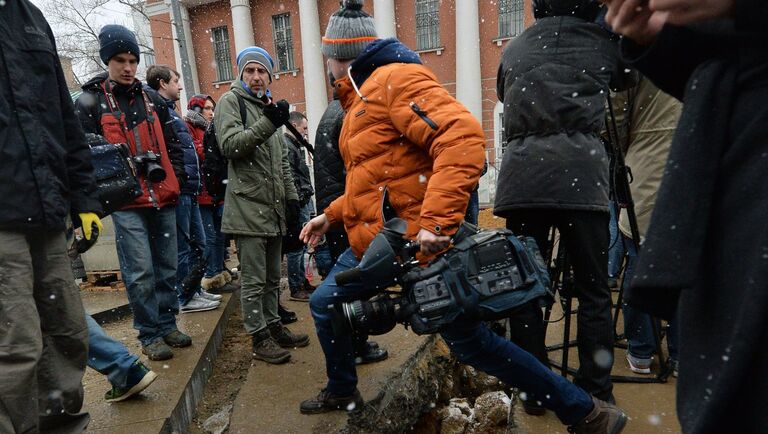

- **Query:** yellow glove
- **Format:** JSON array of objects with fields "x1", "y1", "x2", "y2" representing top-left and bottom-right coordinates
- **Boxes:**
[{"x1": 78, "y1": 212, "x2": 103, "y2": 241}]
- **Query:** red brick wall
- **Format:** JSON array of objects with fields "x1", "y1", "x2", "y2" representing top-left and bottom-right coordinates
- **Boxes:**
[{"x1": 149, "y1": 0, "x2": 535, "y2": 142}]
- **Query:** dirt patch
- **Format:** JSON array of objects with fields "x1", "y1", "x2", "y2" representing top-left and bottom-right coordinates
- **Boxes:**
[
  {"x1": 478, "y1": 208, "x2": 506, "y2": 229},
  {"x1": 188, "y1": 300, "x2": 252, "y2": 434}
]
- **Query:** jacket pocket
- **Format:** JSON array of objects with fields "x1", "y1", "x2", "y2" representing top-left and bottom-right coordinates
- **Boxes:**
[{"x1": 233, "y1": 181, "x2": 265, "y2": 203}]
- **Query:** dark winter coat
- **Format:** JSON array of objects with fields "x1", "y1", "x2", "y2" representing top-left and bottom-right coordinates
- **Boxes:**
[
  {"x1": 75, "y1": 73, "x2": 186, "y2": 186},
  {"x1": 622, "y1": 6, "x2": 768, "y2": 432},
  {"x1": 493, "y1": 16, "x2": 634, "y2": 216},
  {"x1": 0, "y1": 0, "x2": 102, "y2": 231},
  {"x1": 313, "y1": 99, "x2": 346, "y2": 213},
  {"x1": 163, "y1": 98, "x2": 200, "y2": 195},
  {"x1": 283, "y1": 133, "x2": 314, "y2": 205}
]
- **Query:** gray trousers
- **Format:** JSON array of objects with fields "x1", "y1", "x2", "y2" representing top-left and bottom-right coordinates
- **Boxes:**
[
  {"x1": 237, "y1": 236, "x2": 282, "y2": 334},
  {"x1": 0, "y1": 231, "x2": 89, "y2": 433}
]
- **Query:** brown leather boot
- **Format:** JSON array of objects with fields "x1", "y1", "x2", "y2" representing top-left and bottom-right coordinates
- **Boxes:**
[
  {"x1": 251, "y1": 329, "x2": 290, "y2": 364},
  {"x1": 567, "y1": 397, "x2": 627, "y2": 434},
  {"x1": 268, "y1": 322, "x2": 309, "y2": 348}
]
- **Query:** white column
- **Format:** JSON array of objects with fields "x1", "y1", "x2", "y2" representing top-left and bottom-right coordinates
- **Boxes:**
[
  {"x1": 180, "y1": 5, "x2": 200, "y2": 95},
  {"x1": 230, "y1": 0, "x2": 255, "y2": 54},
  {"x1": 298, "y1": 0, "x2": 328, "y2": 147},
  {"x1": 373, "y1": 0, "x2": 397, "y2": 39},
  {"x1": 455, "y1": 0, "x2": 483, "y2": 123}
]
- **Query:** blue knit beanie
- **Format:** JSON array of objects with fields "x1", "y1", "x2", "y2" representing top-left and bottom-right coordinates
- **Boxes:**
[
  {"x1": 236, "y1": 46, "x2": 274, "y2": 83},
  {"x1": 98, "y1": 24, "x2": 141, "y2": 65}
]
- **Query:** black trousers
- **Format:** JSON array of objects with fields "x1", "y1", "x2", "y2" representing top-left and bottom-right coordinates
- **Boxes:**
[{"x1": 505, "y1": 209, "x2": 614, "y2": 401}]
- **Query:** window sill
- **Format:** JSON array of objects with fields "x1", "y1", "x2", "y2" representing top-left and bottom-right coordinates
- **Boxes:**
[
  {"x1": 212, "y1": 79, "x2": 234, "y2": 89},
  {"x1": 415, "y1": 46, "x2": 445, "y2": 56},
  {"x1": 492, "y1": 36, "x2": 515, "y2": 46},
  {"x1": 274, "y1": 69, "x2": 300, "y2": 79}
]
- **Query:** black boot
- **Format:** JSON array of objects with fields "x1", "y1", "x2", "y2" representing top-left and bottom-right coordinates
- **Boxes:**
[
  {"x1": 251, "y1": 328, "x2": 291, "y2": 364},
  {"x1": 268, "y1": 321, "x2": 310, "y2": 348},
  {"x1": 300, "y1": 388, "x2": 363, "y2": 414},
  {"x1": 278, "y1": 303, "x2": 297, "y2": 324},
  {"x1": 354, "y1": 340, "x2": 388, "y2": 365}
]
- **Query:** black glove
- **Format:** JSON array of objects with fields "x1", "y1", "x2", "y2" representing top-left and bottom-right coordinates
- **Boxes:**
[{"x1": 263, "y1": 99, "x2": 290, "y2": 128}]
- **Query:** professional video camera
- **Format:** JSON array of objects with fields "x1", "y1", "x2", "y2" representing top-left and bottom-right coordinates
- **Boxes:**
[
  {"x1": 133, "y1": 151, "x2": 166, "y2": 182},
  {"x1": 331, "y1": 218, "x2": 552, "y2": 336}
]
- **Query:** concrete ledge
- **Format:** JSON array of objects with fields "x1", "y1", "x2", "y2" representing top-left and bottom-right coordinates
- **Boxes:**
[
  {"x1": 162, "y1": 288, "x2": 241, "y2": 433},
  {"x1": 81, "y1": 290, "x2": 240, "y2": 433}
]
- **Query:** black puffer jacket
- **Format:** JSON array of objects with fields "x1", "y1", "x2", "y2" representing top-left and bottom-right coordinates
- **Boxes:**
[
  {"x1": 75, "y1": 73, "x2": 186, "y2": 185},
  {"x1": 493, "y1": 16, "x2": 634, "y2": 215},
  {"x1": 313, "y1": 100, "x2": 346, "y2": 213},
  {"x1": 283, "y1": 133, "x2": 315, "y2": 205},
  {"x1": 0, "y1": 0, "x2": 102, "y2": 231}
]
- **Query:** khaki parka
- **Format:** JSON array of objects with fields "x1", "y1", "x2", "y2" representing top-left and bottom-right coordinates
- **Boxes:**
[{"x1": 214, "y1": 82, "x2": 298, "y2": 237}]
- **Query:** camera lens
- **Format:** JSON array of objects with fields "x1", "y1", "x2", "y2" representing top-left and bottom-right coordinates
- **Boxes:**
[
  {"x1": 340, "y1": 297, "x2": 399, "y2": 336},
  {"x1": 145, "y1": 163, "x2": 166, "y2": 182}
]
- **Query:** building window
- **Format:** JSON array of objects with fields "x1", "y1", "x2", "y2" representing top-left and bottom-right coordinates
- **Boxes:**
[
  {"x1": 415, "y1": 0, "x2": 440, "y2": 50},
  {"x1": 212, "y1": 26, "x2": 233, "y2": 81},
  {"x1": 498, "y1": 0, "x2": 524, "y2": 38},
  {"x1": 272, "y1": 13, "x2": 295, "y2": 72}
]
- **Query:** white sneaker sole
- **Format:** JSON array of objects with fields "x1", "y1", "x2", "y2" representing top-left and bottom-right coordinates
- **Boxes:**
[
  {"x1": 106, "y1": 370, "x2": 158, "y2": 403},
  {"x1": 626, "y1": 354, "x2": 652, "y2": 374},
  {"x1": 181, "y1": 303, "x2": 220, "y2": 313}
]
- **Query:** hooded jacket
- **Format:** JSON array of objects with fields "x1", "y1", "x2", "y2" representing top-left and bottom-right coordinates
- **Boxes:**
[
  {"x1": 493, "y1": 16, "x2": 634, "y2": 215},
  {"x1": 325, "y1": 38, "x2": 485, "y2": 258},
  {"x1": 75, "y1": 72, "x2": 186, "y2": 187},
  {"x1": 214, "y1": 81, "x2": 298, "y2": 237},
  {"x1": 0, "y1": 0, "x2": 102, "y2": 230}
]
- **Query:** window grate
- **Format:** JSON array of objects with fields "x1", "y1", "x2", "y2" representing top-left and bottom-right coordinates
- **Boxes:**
[
  {"x1": 272, "y1": 13, "x2": 295, "y2": 72},
  {"x1": 415, "y1": 0, "x2": 440, "y2": 50},
  {"x1": 498, "y1": 0, "x2": 524, "y2": 38},
  {"x1": 212, "y1": 26, "x2": 233, "y2": 81}
]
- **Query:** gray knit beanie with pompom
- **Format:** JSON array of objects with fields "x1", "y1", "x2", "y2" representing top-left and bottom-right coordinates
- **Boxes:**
[{"x1": 321, "y1": 0, "x2": 378, "y2": 60}]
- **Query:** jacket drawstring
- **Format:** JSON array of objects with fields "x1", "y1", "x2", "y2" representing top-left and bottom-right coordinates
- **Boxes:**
[{"x1": 347, "y1": 65, "x2": 368, "y2": 102}]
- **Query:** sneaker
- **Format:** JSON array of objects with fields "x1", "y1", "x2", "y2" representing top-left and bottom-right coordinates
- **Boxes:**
[
  {"x1": 104, "y1": 361, "x2": 158, "y2": 402},
  {"x1": 163, "y1": 330, "x2": 192, "y2": 348},
  {"x1": 181, "y1": 295, "x2": 220, "y2": 313},
  {"x1": 141, "y1": 340, "x2": 173, "y2": 361},
  {"x1": 289, "y1": 289, "x2": 311, "y2": 302},
  {"x1": 268, "y1": 322, "x2": 309, "y2": 348},
  {"x1": 199, "y1": 289, "x2": 223, "y2": 301},
  {"x1": 568, "y1": 397, "x2": 627, "y2": 434},
  {"x1": 278, "y1": 303, "x2": 298, "y2": 325},
  {"x1": 626, "y1": 353, "x2": 652, "y2": 374},
  {"x1": 252, "y1": 329, "x2": 291, "y2": 364},
  {"x1": 355, "y1": 341, "x2": 388, "y2": 365},
  {"x1": 300, "y1": 388, "x2": 363, "y2": 414}
]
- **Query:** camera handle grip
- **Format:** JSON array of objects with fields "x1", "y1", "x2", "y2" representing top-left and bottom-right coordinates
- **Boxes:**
[{"x1": 334, "y1": 267, "x2": 362, "y2": 286}]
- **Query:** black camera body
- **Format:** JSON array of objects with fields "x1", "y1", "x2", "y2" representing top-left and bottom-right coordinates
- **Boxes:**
[
  {"x1": 133, "y1": 151, "x2": 166, "y2": 182},
  {"x1": 332, "y1": 218, "x2": 552, "y2": 336}
]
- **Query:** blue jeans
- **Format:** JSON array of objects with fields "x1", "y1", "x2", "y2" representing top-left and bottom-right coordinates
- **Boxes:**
[
  {"x1": 176, "y1": 194, "x2": 206, "y2": 304},
  {"x1": 607, "y1": 202, "x2": 625, "y2": 278},
  {"x1": 465, "y1": 189, "x2": 480, "y2": 225},
  {"x1": 287, "y1": 201, "x2": 313, "y2": 290},
  {"x1": 620, "y1": 235, "x2": 679, "y2": 361},
  {"x1": 86, "y1": 315, "x2": 138, "y2": 388},
  {"x1": 309, "y1": 248, "x2": 594, "y2": 425},
  {"x1": 313, "y1": 244, "x2": 334, "y2": 277},
  {"x1": 200, "y1": 204, "x2": 225, "y2": 278},
  {"x1": 112, "y1": 207, "x2": 180, "y2": 346}
]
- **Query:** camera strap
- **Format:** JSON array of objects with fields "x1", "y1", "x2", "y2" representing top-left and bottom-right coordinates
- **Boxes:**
[{"x1": 101, "y1": 80, "x2": 161, "y2": 209}]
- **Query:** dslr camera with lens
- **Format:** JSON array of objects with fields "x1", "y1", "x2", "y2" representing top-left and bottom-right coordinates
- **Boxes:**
[
  {"x1": 133, "y1": 151, "x2": 166, "y2": 183},
  {"x1": 330, "y1": 218, "x2": 552, "y2": 336}
]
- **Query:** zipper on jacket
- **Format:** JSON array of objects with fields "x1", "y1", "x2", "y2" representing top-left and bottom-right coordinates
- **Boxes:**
[{"x1": 409, "y1": 102, "x2": 438, "y2": 130}]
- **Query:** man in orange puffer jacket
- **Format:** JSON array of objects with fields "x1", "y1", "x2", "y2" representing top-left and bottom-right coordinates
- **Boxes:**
[{"x1": 298, "y1": 2, "x2": 628, "y2": 432}]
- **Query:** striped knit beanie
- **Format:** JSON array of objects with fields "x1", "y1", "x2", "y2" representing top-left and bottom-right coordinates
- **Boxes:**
[
  {"x1": 236, "y1": 46, "x2": 274, "y2": 83},
  {"x1": 321, "y1": 0, "x2": 378, "y2": 60}
]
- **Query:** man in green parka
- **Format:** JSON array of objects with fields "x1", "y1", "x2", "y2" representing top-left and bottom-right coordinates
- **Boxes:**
[{"x1": 215, "y1": 46, "x2": 309, "y2": 364}]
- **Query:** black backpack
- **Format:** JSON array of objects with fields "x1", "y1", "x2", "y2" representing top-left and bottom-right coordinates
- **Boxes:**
[{"x1": 202, "y1": 93, "x2": 247, "y2": 202}]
